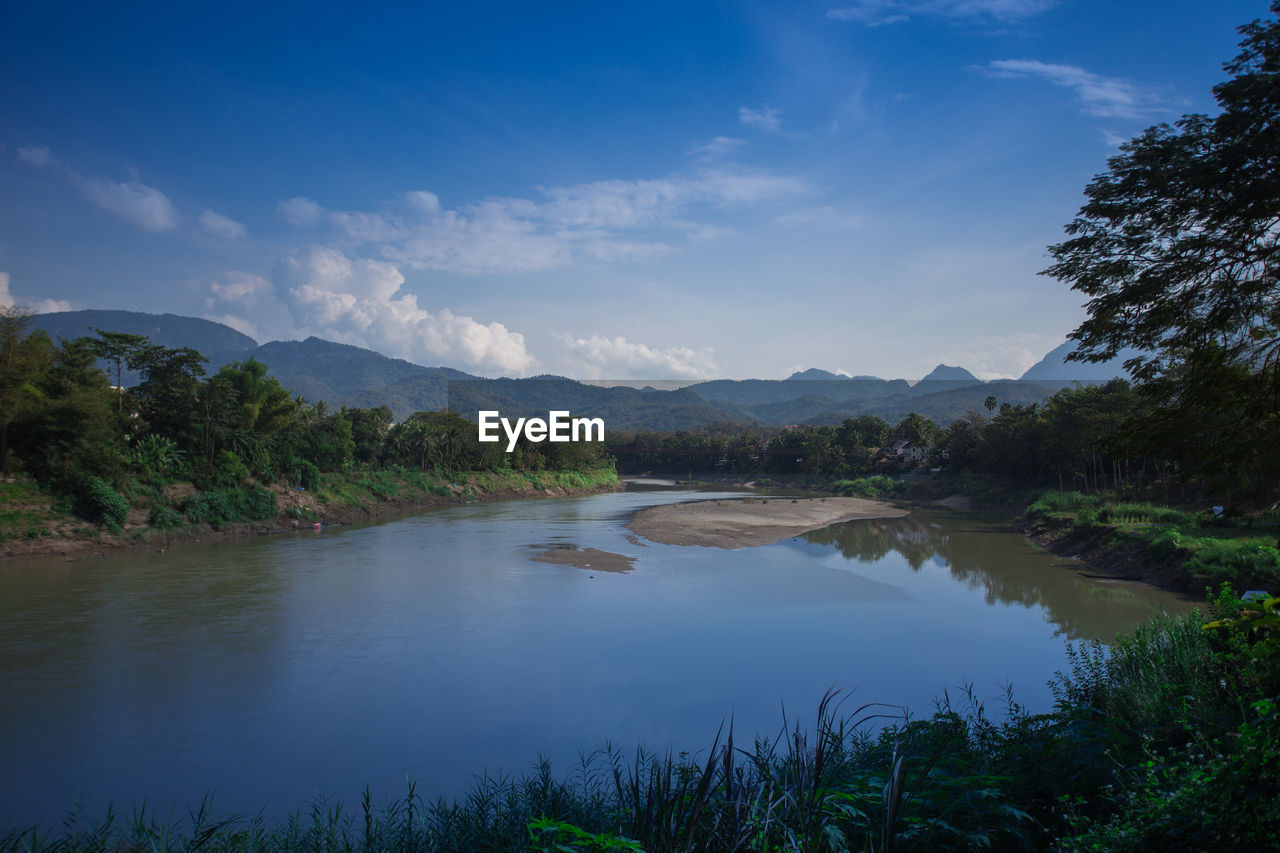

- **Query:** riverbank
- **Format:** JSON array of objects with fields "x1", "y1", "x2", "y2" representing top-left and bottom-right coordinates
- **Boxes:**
[
  {"x1": 628, "y1": 495, "x2": 910, "y2": 548},
  {"x1": 0, "y1": 467, "x2": 621, "y2": 561},
  {"x1": 897, "y1": 473, "x2": 1280, "y2": 595}
]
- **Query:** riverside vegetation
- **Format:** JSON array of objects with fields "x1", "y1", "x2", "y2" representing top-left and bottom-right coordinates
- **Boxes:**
[
  {"x1": 0, "y1": 316, "x2": 616, "y2": 553},
  {"x1": 5, "y1": 3, "x2": 1280, "y2": 848}
]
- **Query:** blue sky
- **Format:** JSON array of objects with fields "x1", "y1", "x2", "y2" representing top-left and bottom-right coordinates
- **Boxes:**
[{"x1": 0, "y1": 0, "x2": 1268, "y2": 379}]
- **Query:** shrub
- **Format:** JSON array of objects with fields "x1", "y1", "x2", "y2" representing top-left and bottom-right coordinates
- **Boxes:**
[
  {"x1": 243, "y1": 486, "x2": 278, "y2": 521},
  {"x1": 205, "y1": 450, "x2": 250, "y2": 489},
  {"x1": 834, "y1": 475, "x2": 897, "y2": 498},
  {"x1": 148, "y1": 506, "x2": 184, "y2": 529},
  {"x1": 286, "y1": 457, "x2": 320, "y2": 490},
  {"x1": 76, "y1": 476, "x2": 129, "y2": 532},
  {"x1": 182, "y1": 486, "x2": 278, "y2": 528}
]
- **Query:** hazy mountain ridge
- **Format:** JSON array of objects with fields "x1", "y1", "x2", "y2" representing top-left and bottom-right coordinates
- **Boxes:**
[{"x1": 31, "y1": 309, "x2": 1118, "y2": 429}]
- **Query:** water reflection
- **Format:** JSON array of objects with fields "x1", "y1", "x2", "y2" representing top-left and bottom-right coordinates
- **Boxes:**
[
  {"x1": 798, "y1": 511, "x2": 1195, "y2": 641},
  {"x1": 0, "y1": 493, "x2": 1197, "y2": 829}
]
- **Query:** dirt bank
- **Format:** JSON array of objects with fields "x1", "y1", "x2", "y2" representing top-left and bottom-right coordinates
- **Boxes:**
[{"x1": 1, "y1": 479, "x2": 622, "y2": 562}]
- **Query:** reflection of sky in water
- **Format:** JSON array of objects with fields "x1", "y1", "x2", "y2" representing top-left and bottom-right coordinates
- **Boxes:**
[{"x1": 0, "y1": 493, "x2": 1195, "y2": 829}]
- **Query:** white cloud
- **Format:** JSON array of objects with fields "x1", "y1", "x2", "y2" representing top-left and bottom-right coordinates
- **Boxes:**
[
  {"x1": 204, "y1": 312, "x2": 262, "y2": 341},
  {"x1": 207, "y1": 270, "x2": 272, "y2": 308},
  {"x1": 16, "y1": 145, "x2": 180, "y2": 232},
  {"x1": 690, "y1": 136, "x2": 747, "y2": 161},
  {"x1": 985, "y1": 59, "x2": 1166, "y2": 120},
  {"x1": 402, "y1": 190, "x2": 441, "y2": 215},
  {"x1": 200, "y1": 209, "x2": 247, "y2": 240},
  {"x1": 558, "y1": 333, "x2": 718, "y2": 380},
  {"x1": 276, "y1": 247, "x2": 534, "y2": 375},
  {"x1": 738, "y1": 105, "x2": 784, "y2": 133},
  {"x1": 74, "y1": 176, "x2": 180, "y2": 232},
  {"x1": 0, "y1": 271, "x2": 73, "y2": 314},
  {"x1": 303, "y1": 167, "x2": 805, "y2": 275},
  {"x1": 827, "y1": 1, "x2": 1056, "y2": 26},
  {"x1": 1101, "y1": 129, "x2": 1129, "y2": 147},
  {"x1": 16, "y1": 146, "x2": 52, "y2": 166},
  {"x1": 277, "y1": 196, "x2": 325, "y2": 226}
]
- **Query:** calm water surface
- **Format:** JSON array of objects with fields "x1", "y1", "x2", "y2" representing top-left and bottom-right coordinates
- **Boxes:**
[{"x1": 0, "y1": 487, "x2": 1194, "y2": 827}]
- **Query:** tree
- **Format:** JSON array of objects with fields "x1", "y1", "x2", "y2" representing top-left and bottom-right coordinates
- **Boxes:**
[
  {"x1": 0, "y1": 308, "x2": 54, "y2": 474},
  {"x1": 88, "y1": 328, "x2": 148, "y2": 412},
  {"x1": 1044, "y1": 3, "x2": 1280, "y2": 495}
]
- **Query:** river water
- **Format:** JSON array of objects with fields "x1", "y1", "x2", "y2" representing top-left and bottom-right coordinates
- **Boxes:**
[{"x1": 0, "y1": 486, "x2": 1193, "y2": 828}]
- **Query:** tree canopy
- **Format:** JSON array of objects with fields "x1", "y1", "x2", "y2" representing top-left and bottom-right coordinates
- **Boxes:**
[
  {"x1": 1045, "y1": 3, "x2": 1280, "y2": 384},
  {"x1": 1044, "y1": 2, "x2": 1280, "y2": 495}
]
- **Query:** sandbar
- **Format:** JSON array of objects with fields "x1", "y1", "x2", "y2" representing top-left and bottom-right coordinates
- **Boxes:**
[
  {"x1": 628, "y1": 496, "x2": 910, "y2": 549},
  {"x1": 531, "y1": 546, "x2": 636, "y2": 573}
]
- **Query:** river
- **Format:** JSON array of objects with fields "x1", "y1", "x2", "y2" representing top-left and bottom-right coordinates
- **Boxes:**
[{"x1": 0, "y1": 486, "x2": 1194, "y2": 828}]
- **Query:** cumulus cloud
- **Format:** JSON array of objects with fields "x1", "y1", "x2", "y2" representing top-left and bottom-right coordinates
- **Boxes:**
[
  {"x1": 75, "y1": 176, "x2": 179, "y2": 231},
  {"x1": 984, "y1": 59, "x2": 1167, "y2": 120},
  {"x1": 207, "y1": 270, "x2": 273, "y2": 309},
  {"x1": 17, "y1": 145, "x2": 179, "y2": 232},
  {"x1": 276, "y1": 247, "x2": 534, "y2": 375},
  {"x1": 558, "y1": 333, "x2": 718, "y2": 380},
  {"x1": 827, "y1": 0, "x2": 1056, "y2": 26},
  {"x1": 289, "y1": 168, "x2": 805, "y2": 276},
  {"x1": 200, "y1": 209, "x2": 247, "y2": 240},
  {"x1": 277, "y1": 196, "x2": 325, "y2": 226},
  {"x1": 0, "y1": 271, "x2": 73, "y2": 314},
  {"x1": 738, "y1": 105, "x2": 784, "y2": 133},
  {"x1": 204, "y1": 312, "x2": 263, "y2": 341}
]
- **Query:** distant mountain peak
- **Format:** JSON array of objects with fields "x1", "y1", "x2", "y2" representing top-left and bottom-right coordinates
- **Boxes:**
[
  {"x1": 1019, "y1": 340, "x2": 1138, "y2": 384},
  {"x1": 920, "y1": 364, "x2": 980, "y2": 383},
  {"x1": 785, "y1": 368, "x2": 849, "y2": 381}
]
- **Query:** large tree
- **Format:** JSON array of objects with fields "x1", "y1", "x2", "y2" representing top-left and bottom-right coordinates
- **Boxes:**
[{"x1": 1044, "y1": 3, "x2": 1280, "y2": 494}]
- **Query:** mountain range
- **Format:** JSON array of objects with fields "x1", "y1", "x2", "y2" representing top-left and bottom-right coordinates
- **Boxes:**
[{"x1": 29, "y1": 309, "x2": 1133, "y2": 430}]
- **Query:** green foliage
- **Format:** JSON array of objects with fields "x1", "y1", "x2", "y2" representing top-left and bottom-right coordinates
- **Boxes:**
[
  {"x1": 1043, "y1": 3, "x2": 1280, "y2": 497},
  {"x1": 129, "y1": 434, "x2": 185, "y2": 479},
  {"x1": 75, "y1": 475, "x2": 129, "y2": 532},
  {"x1": 1204, "y1": 589, "x2": 1280, "y2": 698},
  {"x1": 1051, "y1": 612, "x2": 1239, "y2": 745},
  {"x1": 527, "y1": 817, "x2": 644, "y2": 852},
  {"x1": 834, "y1": 475, "x2": 898, "y2": 498},
  {"x1": 286, "y1": 457, "x2": 321, "y2": 490},
  {"x1": 206, "y1": 450, "x2": 250, "y2": 489},
  {"x1": 147, "y1": 505, "x2": 184, "y2": 529},
  {"x1": 182, "y1": 486, "x2": 278, "y2": 529}
]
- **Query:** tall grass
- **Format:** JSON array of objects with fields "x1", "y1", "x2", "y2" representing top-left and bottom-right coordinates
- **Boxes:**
[{"x1": 2, "y1": 690, "x2": 1051, "y2": 853}]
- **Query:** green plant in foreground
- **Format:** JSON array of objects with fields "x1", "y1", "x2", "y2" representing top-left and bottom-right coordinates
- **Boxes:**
[
  {"x1": 527, "y1": 817, "x2": 643, "y2": 852},
  {"x1": 75, "y1": 476, "x2": 129, "y2": 532}
]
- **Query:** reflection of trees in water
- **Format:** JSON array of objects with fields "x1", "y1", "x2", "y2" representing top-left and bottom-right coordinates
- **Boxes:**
[
  {"x1": 800, "y1": 515, "x2": 1189, "y2": 642},
  {"x1": 803, "y1": 517, "x2": 941, "y2": 570}
]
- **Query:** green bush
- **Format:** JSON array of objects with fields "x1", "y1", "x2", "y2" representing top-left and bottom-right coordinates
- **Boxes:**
[
  {"x1": 148, "y1": 506, "x2": 184, "y2": 529},
  {"x1": 204, "y1": 450, "x2": 250, "y2": 489},
  {"x1": 286, "y1": 457, "x2": 320, "y2": 490},
  {"x1": 182, "y1": 486, "x2": 278, "y2": 529},
  {"x1": 1097, "y1": 502, "x2": 1195, "y2": 526},
  {"x1": 243, "y1": 486, "x2": 278, "y2": 520},
  {"x1": 1026, "y1": 490, "x2": 1099, "y2": 519},
  {"x1": 834, "y1": 475, "x2": 897, "y2": 497},
  {"x1": 76, "y1": 476, "x2": 129, "y2": 532},
  {"x1": 1183, "y1": 539, "x2": 1280, "y2": 588}
]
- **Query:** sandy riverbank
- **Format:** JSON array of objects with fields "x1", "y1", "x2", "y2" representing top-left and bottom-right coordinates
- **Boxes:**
[{"x1": 628, "y1": 496, "x2": 910, "y2": 549}]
